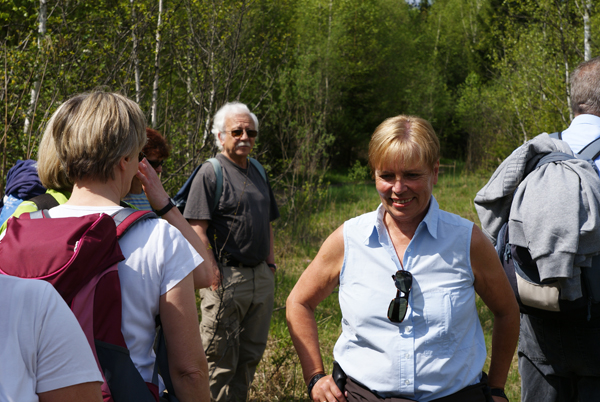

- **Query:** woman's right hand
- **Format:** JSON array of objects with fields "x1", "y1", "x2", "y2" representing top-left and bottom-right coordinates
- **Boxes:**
[
  {"x1": 310, "y1": 375, "x2": 347, "y2": 402},
  {"x1": 136, "y1": 158, "x2": 170, "y2": 210},
  {"x1": 211, "y1": 265, "x2": 222, "y2": 290},
  {"x1": 286, "y1": 225, "x2": 346, "y2": 402}
]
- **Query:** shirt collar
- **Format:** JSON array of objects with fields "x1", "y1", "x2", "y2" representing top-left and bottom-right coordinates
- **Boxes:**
[
  {"x1": 570, "y1": 114, "x2": 600, "y2": 128},
  {"x1": 420, "y1": 196, "x2": 439, "y2": 239},
  {"x1": 364, "y1": 196, "x2": 439, "y2": 245}
]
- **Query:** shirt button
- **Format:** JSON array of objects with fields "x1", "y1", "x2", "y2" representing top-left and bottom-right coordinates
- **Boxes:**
[
  {"x1": 404, "y1": 353, "x2": 411, "y2": 359},
  {"x1": 407, "y1": 248, "x2": 411, "y2": 252},
  {"x1": 405, "y1": 380, "x2": 410, "y2": 385}
]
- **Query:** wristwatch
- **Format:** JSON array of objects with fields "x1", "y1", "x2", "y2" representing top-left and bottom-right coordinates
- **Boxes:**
[
  {"x1": 267, "y1": 263, "x2": 277, "y2": 271},
  {"x1": 154, "y1": 199, "x2": 175, "y2": 216},
  {"x1": 307, "y1": 373, "x2": 326, "y2": 398},
  {"x1": 491, "y1": 388, "x2": 509, "y2": 401}
]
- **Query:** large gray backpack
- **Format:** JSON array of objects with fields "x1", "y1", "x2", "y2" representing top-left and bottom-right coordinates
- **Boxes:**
[{"x1": 495, "y1": 133, "x2": 600, "y2": 320}]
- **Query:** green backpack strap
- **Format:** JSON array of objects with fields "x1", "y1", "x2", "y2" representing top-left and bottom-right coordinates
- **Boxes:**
[
  {"x1": 249, "y1": 157, "x2": 267, "y2": 182},
  {"x1": 206, "y1": 158, "x2": 222, "y2": 214},
  {"x1": 206, "y1": 157, "x2": 265, "y2": 215}
]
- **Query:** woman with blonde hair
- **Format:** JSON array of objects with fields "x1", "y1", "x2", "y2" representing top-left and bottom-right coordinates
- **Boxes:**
[
  {"x1": 287, "y1": 115, "x2": 519, "y2": 402},
  {"x1": 37, "y1": 91, "x2": 211, "y2": 401}
]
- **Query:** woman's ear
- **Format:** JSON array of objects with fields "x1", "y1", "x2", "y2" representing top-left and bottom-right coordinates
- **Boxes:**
[
  {"x1": 432, "y1": 160, "x2": 440, "y2": 185},
  {"x1": 119, "y1": 155, "x2": 131, "y2": 172}
]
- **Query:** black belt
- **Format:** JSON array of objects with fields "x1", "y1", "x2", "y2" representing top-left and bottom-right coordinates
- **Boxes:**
[
  {"x1": 345, "y1": 376, "x2": 491, "y2": 402},
  {"x1": 220, "y1": 256, "x2": 261, "y2": 268}
]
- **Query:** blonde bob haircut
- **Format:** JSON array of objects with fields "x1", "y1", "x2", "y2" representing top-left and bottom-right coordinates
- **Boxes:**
[
  {"x1": 44, "y1": 91, "x2": 147, "y2": 183},
  {"x1": 37, "y1": 123, "x2": 73, "y2": 192},
  {"x1": 368, "y1": 115, "x2": 440, "y2": 175}
]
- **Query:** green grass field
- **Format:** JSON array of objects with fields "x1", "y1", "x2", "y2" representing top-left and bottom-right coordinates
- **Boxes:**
[{"x1": 228, "y1": 167, "x2": 521, "y2": 401}]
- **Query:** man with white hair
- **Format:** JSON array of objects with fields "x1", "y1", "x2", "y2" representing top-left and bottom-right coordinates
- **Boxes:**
[{"x1": 184, "y1": 101, "x2": 279, "y2": 402}]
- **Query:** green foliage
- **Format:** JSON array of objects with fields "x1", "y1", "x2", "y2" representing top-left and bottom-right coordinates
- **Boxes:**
[
  {"x1": 347, "y1": 159, "x2": 369, "y2": 182},
  {"x1": 2, "y1": 0, "x2": 597, "y2": 194},
  {"x1": 453, "y1": 0, "x2": 590, "y2": 170}
]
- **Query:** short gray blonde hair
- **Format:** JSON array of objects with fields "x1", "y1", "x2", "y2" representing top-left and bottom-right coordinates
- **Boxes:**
[
  {"x1": 368, "y1": 115, "x2": 440, "y2": 175},
  {"x1": 211, "y1": 101, "x2": 259, "y2": 150},
  {"x1": 37, "y1": 119, "x2": 73, "y2": 192},
  {"x1": 44, "y1": 91, "x2": 147, "y2": 183}
]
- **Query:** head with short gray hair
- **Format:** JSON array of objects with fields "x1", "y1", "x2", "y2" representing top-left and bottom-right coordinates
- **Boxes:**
[
  {"x1": 571, "y1": 57, "x2": 600, "y2": 117},
  {"x1": 211, "y1": 102, "x2": 259, "y2": 150}
]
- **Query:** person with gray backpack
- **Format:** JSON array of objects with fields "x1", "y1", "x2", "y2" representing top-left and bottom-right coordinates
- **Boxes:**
[{"x1": 475, "y1": 57, "x2": 600, "y2": 402}]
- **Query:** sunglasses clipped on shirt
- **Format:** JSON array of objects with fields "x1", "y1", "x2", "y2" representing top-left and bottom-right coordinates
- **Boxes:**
[
  {"x1": 227, "y1": 128, "x2": 258, "y2": 138},
  {"x1": 387, "y1": 270, "x2": 413, "y2": 323},
  {"x1": 138, "y1": 152, "x2": 164, "y2": 169}
]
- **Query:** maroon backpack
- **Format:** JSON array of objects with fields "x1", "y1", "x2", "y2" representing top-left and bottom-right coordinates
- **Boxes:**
[{"x1": 0, "y1": 208, "x2": 160, "y2": 402}]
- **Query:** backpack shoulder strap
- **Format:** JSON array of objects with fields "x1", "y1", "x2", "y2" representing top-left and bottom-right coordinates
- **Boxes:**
[
  {"x1": 206, "y1": 158, "x2": 222, "y2": 214},
  {"x1": 29, "y1": 193, "x2": 59, "y2": 211},
  {"x1": 578, "y1": 136, "x2": 600, "y2": 161},
  {"x1": 153, "y1": 317, "x2": 178, "y2": 401},
  {"x1": 548, "y1": 131, "x2": 562, "y2": 140},
  {"x1": 549, "y1": 131, "x2": 600, "y2": 161},
  {"x1": 112, "y1": 208, "x2": 158, "y2": 239},
  {"x1": 535, "y1": 152, "x2": 576, "y2": 169},
  {"x1": 172, "y1": 163, "x2": 203, "y2": 209},
  {"x1": 249, "y1": 158, "x2": 267, "y2": 183},
  {"x1": 27, "y1": 209, "x2": 49, "y2": 219}
]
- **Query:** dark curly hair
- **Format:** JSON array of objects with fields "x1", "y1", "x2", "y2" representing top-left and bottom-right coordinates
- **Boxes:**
[{"x1": 144, "y1": 128, "x2": 170, "y2": 159}]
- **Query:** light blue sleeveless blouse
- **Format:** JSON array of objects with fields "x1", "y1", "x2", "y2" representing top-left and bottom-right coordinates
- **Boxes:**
[{"x1": 333, "y1": 197, "x2": 486, "y2": 401}]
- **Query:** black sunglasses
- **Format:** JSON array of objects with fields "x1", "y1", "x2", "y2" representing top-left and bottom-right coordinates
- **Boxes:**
[
  {"x1": 227, "y1": 128, "x2": 258, "y2": 138},
  {"x1": 387, "y1": 270, "x2": 412, "y2": 323},
  {"x1": 138, "y1": 152, "x2": 164, "y2": 169},
  {"x1": 147, "y1": 159, "x2": 164, "y2": 169}
]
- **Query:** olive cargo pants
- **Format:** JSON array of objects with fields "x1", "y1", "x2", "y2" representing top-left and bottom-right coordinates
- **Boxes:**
[{"x1": 199, "y1": 262, "x2": 274, "y2": 402}]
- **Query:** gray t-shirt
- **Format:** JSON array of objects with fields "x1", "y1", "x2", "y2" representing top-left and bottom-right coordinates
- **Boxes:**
[{"x1": 183, "y1": 154, "x2": 279, "y2": 265}]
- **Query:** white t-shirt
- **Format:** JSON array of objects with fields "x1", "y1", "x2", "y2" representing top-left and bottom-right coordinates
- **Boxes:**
[
  {"x1": 48, "y1": 205, "x2": 203, "y2": 383},
  {"x1": 0, "y1": 275, "x2": 103, "y2": 401}
]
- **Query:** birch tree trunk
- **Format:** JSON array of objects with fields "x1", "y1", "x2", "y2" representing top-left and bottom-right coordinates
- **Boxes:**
[
  {"x1": 584, "y1": 0, "x2": 591, "y2": 61},
  {"x1": 566, "y1": 60, "x2": 573, "y2": 121},
  {"x1": 23, "y1": 0, "x2": 47, "y2": 135},
  {"x1": 151, "y1": 0, "x2": 163, "y2": 128},
  {"x1": 323, "y1": 0, "x2": 332, "y2": 126},
  {"x1": 131, "y1": 0, "x2": 141, "y2": 104}
]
